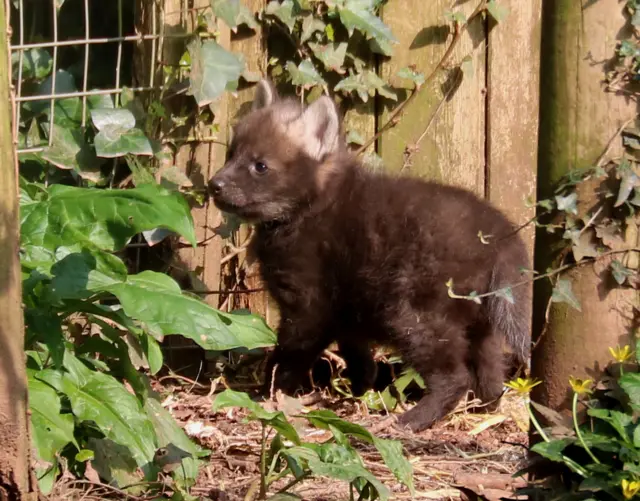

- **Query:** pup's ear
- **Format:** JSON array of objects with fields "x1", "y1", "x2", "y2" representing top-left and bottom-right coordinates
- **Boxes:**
[
  {"x1": 295, "y1": 95, "x2": 340, "y2": 160},
  {"x1": 252, "y1": 79, "x2": 278, "y2": 110}
]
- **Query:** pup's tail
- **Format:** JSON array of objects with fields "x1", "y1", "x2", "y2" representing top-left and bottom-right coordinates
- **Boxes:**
[{"x1": 486, "y1": 238, "x2": 532, "y2": 367}]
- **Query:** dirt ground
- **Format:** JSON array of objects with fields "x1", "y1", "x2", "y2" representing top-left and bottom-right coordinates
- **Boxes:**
[{"x1": 52, "y1": 372, "x2": 530, "y2": 501}]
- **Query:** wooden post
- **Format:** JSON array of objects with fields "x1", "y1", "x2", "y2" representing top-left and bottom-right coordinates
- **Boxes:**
[
  {"x1": 0, "y1": 1, "x2": 35, "y2": 498},
  {"x1": 532, "y1": 0, "x2": 638, "y2": 412}
]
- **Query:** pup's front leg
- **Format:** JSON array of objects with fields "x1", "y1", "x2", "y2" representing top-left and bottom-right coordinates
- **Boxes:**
[{"x1": 263, "y1": 318, "x2": 331, "y2": 397}]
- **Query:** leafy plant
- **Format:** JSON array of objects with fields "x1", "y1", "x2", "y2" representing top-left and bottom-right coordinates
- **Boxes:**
[{"x1": 212, "y1": 390, "x2": 415, "y2": 500}]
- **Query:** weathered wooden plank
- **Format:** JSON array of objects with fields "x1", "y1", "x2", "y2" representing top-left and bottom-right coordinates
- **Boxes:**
[
  {"x1": 532, "y1": 0, "x2": 638, "y2": 412},
  {"x1": 379, "y1": 1, "x2": 486, "y2": 194},
  {"x1": 0, "y1": 0, "x2": 33, "y2": 495}
]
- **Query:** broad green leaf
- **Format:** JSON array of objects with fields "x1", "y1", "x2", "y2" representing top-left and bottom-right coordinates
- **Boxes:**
[
  {"x1": 20, "y1": 183, "x2": 196, "y2": 269},
  {"x1": 265, "y1": 0, "x2": 297, "y2": 31},
  {"x1": 211, "y1": 0, "x2": 258, "y2": 31},
  {"x1": 615, "y1": 169, "x2": 639, "y2": 208},
  {"x1": 335, "y1": 70, "x2": 396, "y2": 103},
  {"x1": 88, "y1": 437, "x2": 145, "y2": 490},
  {"x1": 301, "y1": 15, "x2": 326, "y2": 42},
  {"x1": 212, "y1": 389, "x2": 300, "y2": 444},
  {"x1": 12, "y1": 48, "x2": 53, "y2": 80},
  {"x1": 397, "y1": 66, "x2": 425, "y2": 86},
  {"x1": 75, "y1": 449, "x2": 95, "y2": 462},
  {"x1": 28, "y1": 374, "x2": 78, "y2": 463},
  {"x1": 551, "y1": 278, "x2": 581, "y2": 312},
  {"x1": 286, "y1": 60, "x2": 326, "y2": 88},
  {"x1": 620, "y1": 373, "x2": 640, "y2": 411},
  {"x1": 306, "y1": 456, "x2": 389, "y2": 500},
  {"x1": 304, "y1": 409, "x2": 414, "y2": 492},
  {"x1": 587, "y1": 408, "x2": 632, "y2": 444},
  {"x1": 100, "y1": 272, "x2": 277, "y2": 351},
  {"x1": 338, "y1": 0, "x2": 397, "y2": 56},
  {"x1": 309, "y1": 42, "x2": 348, "y2": 74},
  {"x1": 140, "y1": 334, "x2": 163, "y2": 375},
  {"x1": 41, "y1": 124, "x2": 103, "y2": 181},
  {"x1": 61, "y1": 370, "x2": 158, "y2": 469},
  {"x1": 187, "y1": 38, "x2": 244, "y2": 106}
]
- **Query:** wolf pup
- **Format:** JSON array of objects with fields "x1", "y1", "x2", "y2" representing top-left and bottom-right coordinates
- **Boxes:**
[{"x1": 208, "y1": 80, "x2": 531, "y2": 432}]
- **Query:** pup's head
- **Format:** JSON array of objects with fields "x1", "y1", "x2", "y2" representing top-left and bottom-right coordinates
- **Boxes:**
[{"x1": 207, "y1": 80, "x2": 343, "y2": 223}]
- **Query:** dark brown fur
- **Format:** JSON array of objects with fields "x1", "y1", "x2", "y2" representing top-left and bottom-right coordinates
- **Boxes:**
[{"x1": 208, "y1": 81, "x2": 531, "y2": 432}]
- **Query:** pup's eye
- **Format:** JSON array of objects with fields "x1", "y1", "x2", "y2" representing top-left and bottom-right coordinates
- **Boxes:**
[{"x1": 252, "y1": 161, "x2": 269, "y2": 175}]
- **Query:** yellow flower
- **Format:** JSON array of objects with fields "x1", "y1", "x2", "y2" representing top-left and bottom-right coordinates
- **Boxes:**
[
  {"x1": 609, "y1": 345, "x2": 633, "y2": 363},
  {"x1": 569, "y1": 376, "x2": 593, "y2": 396},
  {"x1": 505, "y1": 377, "x2": 542, "y2": 395},
  {"x1": 622, "y1": 479, "x2": 640, "y2": 499}
]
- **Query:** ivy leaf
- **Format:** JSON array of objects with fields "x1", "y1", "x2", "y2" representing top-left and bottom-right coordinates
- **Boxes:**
[
  {"x1": 555, "y1": 192, "x2": 578, "y2": 215},
  {"x1": 335, "y1": 70, "x2": 396, "y2": 103},
  {"x1": 338, "y1": 0, "x2": 397, "y2": 56},
  {"x1": 211, "y1": 0, "x2": 258, "y2": 31},
  {"x1": 397, "y1": 67, "x2": 425, "y2": 87},
  {"x1": 285, "y1": 60, "x2": 326, "y2": 88},
  {"x1": 28, "y1": 373, "x2": 78, "y2": 464},
  {"x1": 91, "y1": 108, "x2": 153, "y2": 158},
  {"x1": 486, "y1": 0, "x2": 509, "y2": 22},
  {"x1": 12, "y1": 48, "x2": 53, "y2": 80},
  {"x1": 531, "y1": 439, "x2": 574, "y2": 462},
  {"x1": 187, "y1": 38, "x2": 244, "y2": 106},
  {"x1": 28, "y1": 70, "x2": 82, "y2": 127},
  {"x1": 571, "y1": 229, "x2": 600, "y2": 262},
  {"x1": 345, "y1": 130, "x2": 365, "y2": 145},
  {"x1": 615, "y1": 169, "x2": 640, "y2": 208},
  {"x1": 610, "y1": 260, "x2": 635, "y2": 285},
  {"x1": 551, "y1": 278, "x2": 581, "y2": 312},
  {"x1": 494, "y1": 287, "x2": 515, "y2": 304},
  {"x1": 41, "y1": 124, "x2": 103, "y2": 181},
  {"x1": 301, "y1": 15, "x2": 326, "y2": 43},
  {"x1": 308, "y1": 42, "x2": 348, "y2": 74},
  {"x1": 100, "y1": 271, "x2": 277, "y2": 352},
  {"x1": 444, "y1": 10, "x2": 467, "y2": 25},
  {"x1": 265, "y1": 0, "x2": 297, "y2": 32}
]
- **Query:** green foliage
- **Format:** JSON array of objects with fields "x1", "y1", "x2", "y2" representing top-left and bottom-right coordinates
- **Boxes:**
[{"x1": 212, "y1": 390, "x2": 415, "y2": 499}]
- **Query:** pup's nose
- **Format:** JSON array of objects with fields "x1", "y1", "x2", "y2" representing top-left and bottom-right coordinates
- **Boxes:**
[{"x1": 208, "y1": 178, "x2": 225, "y2": 195}]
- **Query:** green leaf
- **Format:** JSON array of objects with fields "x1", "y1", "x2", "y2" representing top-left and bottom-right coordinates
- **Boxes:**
[
  {"x1": 610, "y1": 260, "x2": 635, "y2": 285},
  {"x1": 531, "y1": 438, "x2": 574, "y2": 462},
  {"x1": 551, "y1": 278, "x2": 581, "y2": 312},
  {"x1": 286, "y1": 60, "x2": 326, "y2": 89},
  {"x1": 61, "y1": 370, "x2": 158, "y2": 469},
  {"x1": 335, "y1": 70, "x2": 396, "y2": 103},
  {"x1": 494, "y1": 287, "x2": 515, "y2": 304},
  {"x1": 615, "y1": 169, "x2": 639, "y2": 208},
  {"x1": 345, "y1": 130, "x2": 365, "y2": 146},
  {"x1": 620, "y1": 373, "x2": 640, "y2": 411},
  {"x1": 265, "y1": 0, "x2": 297, "y2": 32},
  {"x1": 301, "y1": 15, "x2": 326, "y2": 43},
  {"x1": 28, "y1": 374, "x2": 78, "y2": 463},
  {"x1": 75, "y1": 449, "x2": 95, "y2": 462},
  {"x1": 211, "y1": 389, "x2": 300, "y2": 444},
  {"x1": 28, "y1": 70, "x2": 83, "y2": 126},
  {"x1": 41, "y1": 124, "x2": 103, "y2": 181},
  {"x1": 309, "y1": 42, "x2": 348, "y2": 74},
  {"x1": 397, "y1": 66, "x2": 425, "y2": 87},
  {"x1": 100, "y1": 272, "x2": 277, "y2": 351},
  {"x1": 555, "y1": 193, "x2": 578, "y2": 215},
  {"x1": 211, "y1": 0, "x2": 259, "y2": 31},
  {"x1": 187, "y1": 38, "x2": 244, "y2": 106},
  {"x1": 12, "y1": 48, "x2": 53, "y2": 80},
  {"x1": 91, "y1": 108, "x2": 153, "y2": 158},
  {"x1": 338, "y1": 0, "x2": 397, "y2": 56},
  {"x1": 20, "y1": 183, "x2": 196, "y2": 270},
  {"x1": 486, "y1": 0, "x2": 509, "y2": 22}
]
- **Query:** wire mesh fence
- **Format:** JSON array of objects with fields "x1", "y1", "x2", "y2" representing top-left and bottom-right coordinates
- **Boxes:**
[{"x1": 8, "y1": 0, "x2": 197, "y2": 154}]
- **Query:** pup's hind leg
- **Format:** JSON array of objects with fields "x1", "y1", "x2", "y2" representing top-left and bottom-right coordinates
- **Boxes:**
[
  {"x1": 337, "y1": 338, "x2": 377, "y2": 397},
  {"x1": 391, "y1": 311, "x2": 471, "y2": 432},
  {"x1": 468, "y1": 322, "x2": 506, "y2": 411}
]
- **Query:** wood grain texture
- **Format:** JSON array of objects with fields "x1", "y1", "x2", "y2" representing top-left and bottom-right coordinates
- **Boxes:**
[
  {"x1": 532, "y1": 0, "x2": 639, "y2": 413},
  {"x1": 379, "y1": 1, "x2": 486, "y2": 194},
  {"x1": 0, "y1": 1, "x2": 34, "y2": 496}
]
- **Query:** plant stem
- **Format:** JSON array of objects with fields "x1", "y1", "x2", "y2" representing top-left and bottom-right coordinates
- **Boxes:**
[
  {"x1": 572, "y1": 393, "x2": 601, "y2": 464},
  {"x1": 259, "y1": 423, "x2": 268, "y2": 499},
  {"x1": 276, "y1": 472, "x2": 311, "y2": 494}
]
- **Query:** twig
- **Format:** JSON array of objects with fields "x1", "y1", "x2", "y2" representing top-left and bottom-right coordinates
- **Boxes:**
[
  {"x1": 259, "y1": 423, "x2": 268, "y2": 499},
  {"x1": 596, "y1": 116, "x2": 636, "y2": 167},
  {"x1": 356, "y1": 0, "x2": 488, "y2": 155},
  {"x1": 276, "y1": 472, "x2": 311, "y2": 494},
  {"x1": 322, "y1": 349, "x2": 347, "y2": 369}
]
